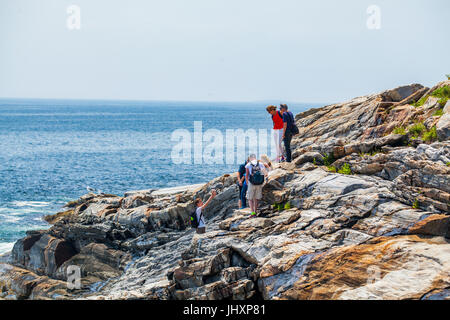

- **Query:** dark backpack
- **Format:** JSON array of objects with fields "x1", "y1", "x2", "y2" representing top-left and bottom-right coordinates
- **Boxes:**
[
  {"x1": 287, "y1": 112, "x2": 299, "y2": 135},
  {"x1": 249, "y1": 161, "x2": 264, "y2": 185},
  {"x1": 190, "y1": 209, "x2": 202, "y2": 228}
]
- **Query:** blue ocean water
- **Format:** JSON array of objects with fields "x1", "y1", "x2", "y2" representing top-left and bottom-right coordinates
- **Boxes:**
[{"x1": 0, "y1": 99, "x2": 322, "y2": 253}]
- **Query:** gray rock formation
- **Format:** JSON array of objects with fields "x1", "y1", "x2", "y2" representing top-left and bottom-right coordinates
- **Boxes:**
[{"x1": 1, "y1": 81, "x2": 449, "y2": 300}]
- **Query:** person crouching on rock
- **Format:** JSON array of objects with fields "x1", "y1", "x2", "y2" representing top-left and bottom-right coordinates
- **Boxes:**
[
  {"x1": 245, "y1": 154, "x2": 268, "y2": 218},
  {"x1": 266, "y1": 105, "x2": 285, "y2": 163},
  {"x1": 260, "y1": 154, "x2": 273, "y2": 172},
  {"x1": 194, "y1": 189, "x2": 217, "y2": 234}
]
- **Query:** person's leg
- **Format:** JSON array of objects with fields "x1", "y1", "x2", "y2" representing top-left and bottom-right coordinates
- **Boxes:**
[
  {"x1": 241, "y1": 182, "x2": 248, "y2": 208},
  {"x1": 247, "y1": 182, "x2": 254, "y2": 212},
  {"x1": 274, "y1": 129, "x2": 282, "y2": 162},
  {"x1": 283, "y1": 133, "x2": 293, "y2": 162},
  {"x1": 249, "y1": 199, "x2": 254, "y2": 212},
  {"x1": 278, "y1": 129, "x2": 285, "y2": 161},
  {"x1": 238, "y1": 184, "x2": 243, "y2": 208}
]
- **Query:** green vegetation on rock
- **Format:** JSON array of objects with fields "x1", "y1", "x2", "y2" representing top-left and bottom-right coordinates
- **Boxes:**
[
  {"x1": 413, "y1": 95, "x2": 429, "y2": 107},
  {"x1": 408, "y1": 122, "x2": 426, "y2": 137},
  {"x1": 337, "y1": 163, "x2": 352, "y2": 175},
  {"x1": 423, "y1": 126, "x2": 437, "y2": 142},
  {"x1": 433, "y1": 109, "x2": 444, "y2": 117},
  {"x1": 432, "y1": 86, "x2": 450, "y2": 107},
  {"x1": 323, "y1": 153, "x2": 335, "y2": 166},
  {"x1": 393, "y1": 126, "x2": 406, "y2": 135}
]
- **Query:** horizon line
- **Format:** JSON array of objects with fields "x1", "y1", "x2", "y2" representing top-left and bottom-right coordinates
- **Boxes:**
[{"x1": 0, "y1": 96, "x2": 332, "y2": 107}]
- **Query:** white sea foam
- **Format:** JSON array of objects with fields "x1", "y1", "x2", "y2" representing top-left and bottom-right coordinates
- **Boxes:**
[
  {"x1": 0, "y1": 215, "x2": 22, "y2": 223},
  {"x1": 0, "y1": 242, "x2": 14, "y2": 255},
  {"x1": 11, "y1": 201, "x2": 50, "y2": 207}
]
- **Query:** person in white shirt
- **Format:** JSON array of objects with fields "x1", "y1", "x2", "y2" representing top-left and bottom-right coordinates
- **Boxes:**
[
  {"x1": 245, "y1": 154, "x2": 268, "y2": 218},
  {"x1": 194, "y1": 189, "x2": 217, "y2": 234}
]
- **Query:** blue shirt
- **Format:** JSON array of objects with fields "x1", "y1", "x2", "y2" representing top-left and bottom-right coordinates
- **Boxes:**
[
  {"x1": 282, "y1": 111, "x2": 295, "y2": 133},
  {"x1": 238, "y1": 163, "x2": 246, "y2": 178}
]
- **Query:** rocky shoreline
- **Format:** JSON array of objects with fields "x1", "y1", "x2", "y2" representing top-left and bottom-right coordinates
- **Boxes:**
[{"x1": 1, "y1": 81, "x2": 449, "y2": 300}]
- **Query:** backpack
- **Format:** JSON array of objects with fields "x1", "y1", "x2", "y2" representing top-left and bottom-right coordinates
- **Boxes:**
[
  {"x1": 249, "y1": 161, "x2": 265, "y2": 185},
  {"x1": 287, "y1": 112, "x2": 299, "y2": 135},
  {"x1": 190, "y1": 209, "x2": 203, "y2": 228}
]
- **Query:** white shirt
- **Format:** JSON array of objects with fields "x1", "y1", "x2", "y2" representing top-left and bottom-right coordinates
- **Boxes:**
[
  {"x1": 196, "y1": 207, "x2": 205, "y2": 228},
  {"x1": 245, "y1": 161, "x2": 266, "y2": 177}
]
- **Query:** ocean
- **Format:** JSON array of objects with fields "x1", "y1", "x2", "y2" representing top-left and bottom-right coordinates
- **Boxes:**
[{"x1": 0, "y1": 98, "x2": 323, "y2": 254}]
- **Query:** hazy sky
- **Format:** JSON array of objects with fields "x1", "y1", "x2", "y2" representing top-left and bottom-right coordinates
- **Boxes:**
[{"x1": 1, "y1": 0, "x2": 449, "y2": 103}]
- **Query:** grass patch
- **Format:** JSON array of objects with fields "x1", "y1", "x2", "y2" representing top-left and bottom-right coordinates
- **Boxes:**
[
  {"x1": 431, "y1": 85, "x2": 450, "y2": 98},
  {"x1": 447, "y1": 162, "x2": 450, "y2": 167},
  {"x1": 337, "y1": 163, "x2": 352, "y2": 175},
  {"x1": 408, "y1": 122, "x2": 426, "y2": 137},
  {"x1": 323, "y1": 153, "x2": 335, "y2": 166},
  {"x1": 359, "y1": 150, "x2": 380, "y2": 157},
  {"x1": 393, "y1": 126, "x2": 406, "y2": 135},
  {"x1": 284, "y1": 202, "x2": 291, "y2": 210},
  {"x1": 433, "y1": 109, "x2": 444, "y2": 116},
  {"x1": 438, "y1": 97, "x2": 448, "y2": 107},
  {"x1": 273, "y1": 202, "x2": 291, "y2": 212},
  {"x1": 431, "y1": 85, "x2": 450, "y2": 107},
  {"x1": 423, "y1": 126, "x2": 437, "y2": 142},
  {"x1": 413, "y1": 95, "x2": 429, "y2": 107},
  {"x1": 327, "y1": 166, "x2": 337, "y2": 173},
  {"x1": 412, "y1": 199, "x2": 419, "y2": 209}
]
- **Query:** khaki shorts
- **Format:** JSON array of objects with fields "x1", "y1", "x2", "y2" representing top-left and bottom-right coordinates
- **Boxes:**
[{"x1": 247, "y1": 183, "x2": 263, "y2": 200}]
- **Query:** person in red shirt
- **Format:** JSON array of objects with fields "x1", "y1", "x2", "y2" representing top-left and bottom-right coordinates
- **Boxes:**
[{"x1": 266, "y1": 105, "x2": 285, "y2": 162}]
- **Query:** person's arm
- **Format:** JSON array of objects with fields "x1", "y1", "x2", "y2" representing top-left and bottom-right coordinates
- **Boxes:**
[
  {"x1": 245, "y1": 167, "x2": 250, "y2": 185},
  {"x1": 282, "y1": 113, "x2": 288, "y2": 139},
  {"x1": 237, "y1": 171, "x2": 242, "y2": 185},
  {"x1": 261, "y1": 164, "x2": 268, "y2": 177},
  {"x1": 201, "y1": 189, "x2": 217, "y2": 210}
]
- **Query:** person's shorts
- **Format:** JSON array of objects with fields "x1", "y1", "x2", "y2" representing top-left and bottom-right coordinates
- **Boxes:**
[{"x1": 247, "y1": 183, "x2": 263, "y2": 200}]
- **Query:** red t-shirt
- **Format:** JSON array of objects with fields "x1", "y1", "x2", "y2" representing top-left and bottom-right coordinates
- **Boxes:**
[{"x1": 272, "y1": 111, "x2": 284, "y2": 130}]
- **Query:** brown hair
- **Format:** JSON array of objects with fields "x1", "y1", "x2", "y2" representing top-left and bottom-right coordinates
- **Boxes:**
[
  {"x1": 194, "y1": 198, "x2": 202, "y2": 206},
  {"x1": 266, "y1": 105, "x2": 277, "y2": 113}
]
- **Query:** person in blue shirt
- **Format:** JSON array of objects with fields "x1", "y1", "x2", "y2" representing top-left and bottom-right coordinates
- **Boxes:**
[
  {"x1": 280, "y1": 104, "x2": 295, "y2": 162},
  {"x1": 237, "y1": 158, "x2": 249, "y2": 209}
]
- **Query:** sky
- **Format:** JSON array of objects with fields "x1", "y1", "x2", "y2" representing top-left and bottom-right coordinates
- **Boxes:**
[{"x1": 1, "y1": 0, "x2": 449, "y2": 103}]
